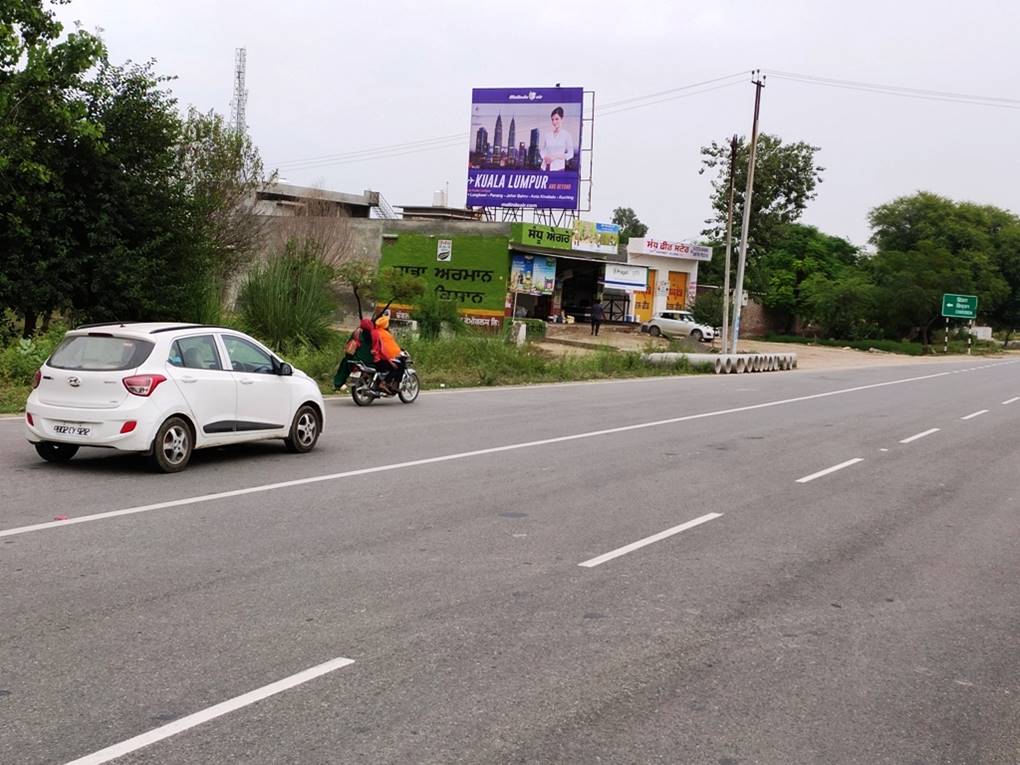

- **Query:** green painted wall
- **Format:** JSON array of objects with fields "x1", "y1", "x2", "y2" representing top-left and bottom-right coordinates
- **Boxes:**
[{"x1": 379, "y1": 233, "x2": 510, "y2": 318}]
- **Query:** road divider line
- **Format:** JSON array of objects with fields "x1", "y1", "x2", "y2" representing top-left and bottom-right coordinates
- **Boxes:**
[
  {"x1": 899, "y1": 428, "x2": 941, "y2": 444},
  {"x1": 1003, "y1": 397, "x2": 1020, "y2": 405},
  {"x1": 579, "y1": 513, "x2": 723, "y2": 568},
  {"x1": 63, "y1": 656, "x2": 354, "y2": 765},
  {"x1": 795, "y1": 458, "x2": 864, "y2": 484},
  {"x1": 4, "y1": 361, "x2": 1019, "y2": 539},
  {"x1": 961, "y1": 409, "x2": 989, "y2": 420}
]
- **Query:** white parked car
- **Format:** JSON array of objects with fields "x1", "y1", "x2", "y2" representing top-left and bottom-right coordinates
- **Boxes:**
[
  {"x1": 641, "y1": 311, "x2": 716, "y2": 342},
  {"x1": 24, "y1": 322, "x2": 325, "y2": 472}
]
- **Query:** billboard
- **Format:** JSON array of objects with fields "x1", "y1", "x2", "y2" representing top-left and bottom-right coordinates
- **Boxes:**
[
  {"x1": 572, "y1": 221, "x2": 620, "y2": 255},
  {"x1": 468, "y1": 87, "x2": 583, "y2": 209},
  {"x1": 510, "y1": 253, "x2": 557, "y2": 295}
]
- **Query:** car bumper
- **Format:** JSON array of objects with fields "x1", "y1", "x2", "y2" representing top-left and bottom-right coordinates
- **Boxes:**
[{"x1": 23, "y1": 397, "x2": 162, "y2": 453}]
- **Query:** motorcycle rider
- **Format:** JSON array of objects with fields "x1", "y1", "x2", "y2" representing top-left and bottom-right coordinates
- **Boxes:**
[
  {"x1": 333, "y1": 318, "x2": 382, "y2": 391},
  {"x1": 374, "y1": 311, "x2": 405, "y2": 392}
]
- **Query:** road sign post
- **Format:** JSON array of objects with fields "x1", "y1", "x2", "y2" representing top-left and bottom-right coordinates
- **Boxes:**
[{"x1": 941, "y1": 293, "x2": 978, "y2": 355}]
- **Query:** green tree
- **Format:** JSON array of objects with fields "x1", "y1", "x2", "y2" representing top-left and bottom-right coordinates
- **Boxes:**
[
  {"x1": 0, "y1": 1, "x2": 106, "y2": 334},
  {"x1": 611, "y1": 206, "x2": 648, "y2": 244},
  {"x1": 868, "y1": 193, "x2": 1011, "y2": 346},
  {"x1": 800, "y1": 270, "x2": 879, "y2": 339},
  {"x1": 65, "y1": 60, "x2": 208, "y2": 323},
  {"x1": 176, "y1": 108, "x2": 274, "y2": 298},
  {"x1": 757, "y1": 224, "x2": 859, "y2": 332},
  {"x1": 700, "y1": 134, "x2": 824, "y2": 277}
]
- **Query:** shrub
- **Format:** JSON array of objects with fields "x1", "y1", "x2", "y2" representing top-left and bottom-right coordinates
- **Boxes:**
[
  {"x1": 237, "y1": 243, "x2": 336, "y2": 352},
  {"x1": 501, "y1": 317, "x2": 547, "y2": 340},
  {"x1": 692, "y1": 290, "x2": 723, "y2": 328},
  {"x1": 411, "y1": 292, "x2": 465, "y2": 340}
]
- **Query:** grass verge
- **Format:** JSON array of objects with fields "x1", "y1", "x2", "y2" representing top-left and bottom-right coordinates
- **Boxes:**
[{"x1": 763, "y1": 334, "x2": 1002, "y2": 356}]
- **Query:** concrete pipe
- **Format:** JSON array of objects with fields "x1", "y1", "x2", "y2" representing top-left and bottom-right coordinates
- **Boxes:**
[
  {"x1": 769, "y1": 354, "x2": 778, "y2": 371},
  {"x1": 733, "y1": 356, "x2": 747, "y2": 373},
  {"x1": 713, "y1": 357, "x2": 723, "y2": 374},
  {"x1": 752, "y1": 355, "x2": 764, "y2": 372}
]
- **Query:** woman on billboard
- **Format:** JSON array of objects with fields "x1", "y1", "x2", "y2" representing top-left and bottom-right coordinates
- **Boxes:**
[{"x1": 539, "y1": 106, "x2": 574, "y2": 171}]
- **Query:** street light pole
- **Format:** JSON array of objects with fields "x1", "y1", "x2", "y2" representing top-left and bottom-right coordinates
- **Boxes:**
[{"x1": 730, "y1": 70, "x2": 765, "y2": 354}]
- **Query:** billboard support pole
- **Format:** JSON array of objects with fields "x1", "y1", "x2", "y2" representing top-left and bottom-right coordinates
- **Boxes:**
[
  {"x1": 730, "y1": 70, "x2": 765, "y2": 354},
  {"x1": 968, "y1": 319, "x2": 973, "y2": 355},
  {"x1": 944, "y1": 317, "x2": 949, "y2": 354}
]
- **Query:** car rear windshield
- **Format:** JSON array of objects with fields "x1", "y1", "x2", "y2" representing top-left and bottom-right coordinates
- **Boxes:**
[{"x1": 48, "y1": 334, "x2": 155, "y2": 371}]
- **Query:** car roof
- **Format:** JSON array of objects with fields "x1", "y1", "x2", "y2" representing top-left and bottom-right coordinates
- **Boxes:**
[{"x1": 70, "y1": 322, "x2": 232, "y2": 337}]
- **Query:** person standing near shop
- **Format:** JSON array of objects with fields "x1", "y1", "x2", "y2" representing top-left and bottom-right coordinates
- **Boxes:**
[{"x1": 590, "y1": 301, "x2": 606, "y2": 336}]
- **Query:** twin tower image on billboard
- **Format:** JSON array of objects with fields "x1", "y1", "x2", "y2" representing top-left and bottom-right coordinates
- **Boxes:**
[{"x1": 467, "y1": 87, "x2": 583, "y2": 209}]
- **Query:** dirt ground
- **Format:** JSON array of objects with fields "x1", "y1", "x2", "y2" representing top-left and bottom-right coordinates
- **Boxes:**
[{"x1": 537, "y1": 324, "x2": 1016, "y2": 371}]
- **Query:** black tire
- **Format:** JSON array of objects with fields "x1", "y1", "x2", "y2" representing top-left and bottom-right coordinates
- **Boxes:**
[
  {"x1": 690, "y1": 329, "x2": 703, "y2": 342},
  {"x1": 35, "y1": 442, "x2": 79, "y2": 463},
  {"x1": 649, "y1": 325, "x2": 662, "y2": 337},
  {"x1": 398, "y1": 370, "x2": 420, "y2": 403},
  {"x1": 351, "y1": 381, "x2": 375, "y2": 406},
  {"x1": 284, "y1": 404, "x2": 321, "y2": 453},
  {"x1": 148, "y1": 416, "x2": 193, "y2": 473}
]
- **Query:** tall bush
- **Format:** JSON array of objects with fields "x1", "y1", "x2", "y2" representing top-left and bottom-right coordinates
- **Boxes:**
[
  {"x1": 237, "y1": 241, "x2": 336, "y2": 352},
  {"x1": 411, "y1": 293, "x2": 465, "y2": 340}
]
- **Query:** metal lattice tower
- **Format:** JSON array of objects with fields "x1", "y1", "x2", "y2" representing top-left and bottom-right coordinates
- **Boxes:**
[{"x1": 229, "y1": 47, "x2": 248, "y2": 134}]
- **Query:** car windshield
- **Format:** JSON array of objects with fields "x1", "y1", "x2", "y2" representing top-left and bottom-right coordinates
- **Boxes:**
[{"x1": 49, "y1": 334, "x2": 154, "y2": 371}]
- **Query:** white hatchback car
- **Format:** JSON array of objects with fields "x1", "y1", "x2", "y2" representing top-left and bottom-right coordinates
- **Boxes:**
[
  {"x1": 24, "y1": 322, "x2": 325, "y2": 472},
  {"x1": 642, "y1": 311, "x2": 716, "y2": 342}
]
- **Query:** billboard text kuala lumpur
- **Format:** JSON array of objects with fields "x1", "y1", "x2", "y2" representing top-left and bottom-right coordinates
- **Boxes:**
[{"x1": 467, "y1": 87, "x2": 583, "y2": 209}]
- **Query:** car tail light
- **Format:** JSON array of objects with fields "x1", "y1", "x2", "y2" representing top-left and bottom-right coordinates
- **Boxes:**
[
  {"x1": 122, "y1": 374, "x2": 166, "y2": 397},
  {"x1": 32, "y1": 369, "x2": 41, "y2": 389},
  {"x1": 26, "y1": 412, "x2": 34, "y2": 426}
]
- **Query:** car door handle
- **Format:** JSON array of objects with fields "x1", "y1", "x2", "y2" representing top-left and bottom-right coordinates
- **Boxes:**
[
  {"x1": 180, "y1": 376, "x2": 198, "y2": 383},
  {"x1": 239, "y1": 378, "x2": 254, "y2": 385}
]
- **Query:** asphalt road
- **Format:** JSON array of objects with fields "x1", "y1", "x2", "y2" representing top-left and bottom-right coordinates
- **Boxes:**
[{"x1": 1, "y1": 359, "x2": 1019, "y2": 764}]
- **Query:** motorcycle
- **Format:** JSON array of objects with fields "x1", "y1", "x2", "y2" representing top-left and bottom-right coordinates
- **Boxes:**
[{"x1": 348, "y1": 352, "x2": 420, "y2": 406}]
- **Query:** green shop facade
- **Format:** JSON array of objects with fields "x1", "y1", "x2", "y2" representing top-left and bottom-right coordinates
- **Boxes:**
[{"x1": 376, "y1": 220, "x2": 634, "y2": 327}]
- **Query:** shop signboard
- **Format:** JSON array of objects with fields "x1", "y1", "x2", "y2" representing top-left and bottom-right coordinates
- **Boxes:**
[
  {"x1": 510, "y1": 253, "x2": 557, "y2": 295},
  {"x1": 630, "y1": 237, "x2": 713, "y2": 261},
  {"x1": 603, "y1": 263, "x2": 647, "y2": 291},
  {"x1": 510, "y1": 223, "x2": 572, "y2": 250},
  {"x1": 467, "y1": 87, "x2": 584, "y2": 209},
  {"x1": 572, "y1": 220, "x2": 621, "y2": 255}
]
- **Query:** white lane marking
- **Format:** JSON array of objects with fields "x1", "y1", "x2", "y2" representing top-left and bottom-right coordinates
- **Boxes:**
[
  {"x1": 63, "y1": 656, "x2": 354, "y2": 765},
  {"x1": 899, "y1": 428, "x2": 941, "y2": 444},
  {"x1": 961, "y1": 409, "x2": 989, "y2": 420},
  {"x1": 579, "y1": 513, "x2": 723, "y2": 568},
  {"x1": 3, "y1": 361, "x2": 1018, "y2": 539},
  {"x1": 795, "y1": 458, "x2": 864, "y2": 484},
  {"x1": 1003, "y1": 397, "x2": 1020, "y2": 405}
]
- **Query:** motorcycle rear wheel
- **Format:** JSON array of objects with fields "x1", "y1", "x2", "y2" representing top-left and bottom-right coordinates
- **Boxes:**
[{"x1": 351, "y1": 381, "x2": 375, "y2": 406}]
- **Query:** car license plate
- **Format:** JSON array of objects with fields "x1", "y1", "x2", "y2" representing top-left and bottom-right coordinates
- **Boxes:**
[{"x1": 53, "y1": 423, "x2": 92, "y2": 437}]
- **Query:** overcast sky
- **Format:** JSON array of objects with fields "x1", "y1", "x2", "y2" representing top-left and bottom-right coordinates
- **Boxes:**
[{"x1": 56, "y1": 0, "x2": 1020, "y2": 247}]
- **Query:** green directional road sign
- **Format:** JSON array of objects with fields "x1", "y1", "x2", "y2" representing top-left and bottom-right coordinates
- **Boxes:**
[{"x1": 942, "y1": 293, "x2": 978, "y2": 319}]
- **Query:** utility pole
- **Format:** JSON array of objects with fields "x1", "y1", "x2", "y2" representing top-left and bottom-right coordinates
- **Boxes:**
[
  {"x1": 730, "y1": 70, "x2": 765, "y2": 353},
  {"x1": 720, "y1": 134, "x2": 738, "y2": 355}
]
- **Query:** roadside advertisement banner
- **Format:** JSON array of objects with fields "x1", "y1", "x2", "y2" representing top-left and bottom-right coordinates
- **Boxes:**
[
  {"x1": 510, "y1": 222, "x2": 572, "y2": 250},
  {"x1": 603, "y1": 263, "x2": 647, "y2": 291},
  {"x1": 510, "y1": 253, "x2": 557, "y2": 295},
  {"x1": 468, "y1": 87, "x2": 583, "y2": 209},
  {"x1": 572, "y1": 221, "x2": 620, "y2": 254},
  {"x1": 629, "y1": 237, "x2": 713, "y2": 261}
]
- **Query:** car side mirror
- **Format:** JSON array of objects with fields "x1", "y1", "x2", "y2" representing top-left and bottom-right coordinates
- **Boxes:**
[{"x1": 278, "y1": 362, "x2": 293, "y2": 376}]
